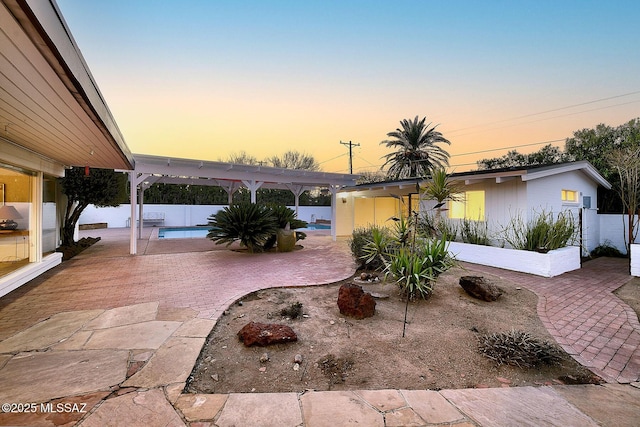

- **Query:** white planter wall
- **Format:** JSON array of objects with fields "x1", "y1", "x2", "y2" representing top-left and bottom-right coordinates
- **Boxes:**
[
  {"x1": 631, "y1": 244, "x2": 640, "y2": 277},
  {"x1": 448, "y1": 242, "x2": 581, "y2": 277}
]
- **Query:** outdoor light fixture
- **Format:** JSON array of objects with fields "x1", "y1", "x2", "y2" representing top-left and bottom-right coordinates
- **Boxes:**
[{"x1": 0, "y1": 205, "x2": 22, "y2": 230}]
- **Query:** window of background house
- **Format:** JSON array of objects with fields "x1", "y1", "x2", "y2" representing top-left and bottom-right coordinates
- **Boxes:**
[{"x1": 561, "y1": 189, "x2": 578, "y2": 203}]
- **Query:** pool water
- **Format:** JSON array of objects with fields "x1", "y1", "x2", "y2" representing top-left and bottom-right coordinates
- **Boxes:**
[
  {"x1": 158, "y1": 227, "x2": 209, "y2": 239},
  {"x1": 158, "y1": 224, "x2": 330, "y2": 239}
]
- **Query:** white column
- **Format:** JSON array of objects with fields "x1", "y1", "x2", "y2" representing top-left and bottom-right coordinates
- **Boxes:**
[
  {"x1": 129, "y1": 171, "x2": 137, "y2": 255},
  {"x1": 138, "y1": 186, "x2": 144, "y2": 239},
  {"x1": 330, "y1": 185, "x2": 340, "y2": 241}
]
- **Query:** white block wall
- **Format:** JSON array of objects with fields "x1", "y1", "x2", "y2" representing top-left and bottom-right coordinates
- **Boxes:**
[
  {"x1": 79, "y1": 204, "x2": 332, "y2": 228},
  {"x1": 631, "y1": 244, "x2": 640, "y2": 277},
  {"x1": 598, "y1": 214, "x2": 639, "y2": 254}
]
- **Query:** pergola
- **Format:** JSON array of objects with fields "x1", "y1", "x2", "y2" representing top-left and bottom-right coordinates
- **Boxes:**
[{"x1": 128, "y1": 153, "x2": 359, "y2": 254}]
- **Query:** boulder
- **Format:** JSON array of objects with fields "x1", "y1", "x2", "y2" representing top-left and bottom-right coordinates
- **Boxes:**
[
  {"x1": 459, "y1": 276, "x2": 503, "y2": 302},
  {"x1": 237, "y1": 322, "x2": 298, "y2": 347},
  {"x1": 337, "y1": 283, "x2": 376, "y2": 319}
]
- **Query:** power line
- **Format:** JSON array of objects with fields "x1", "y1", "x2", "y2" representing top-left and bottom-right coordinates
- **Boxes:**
[
  {"x1": 318, "y1": 152, "x2": 348, "y2": 164},
  {"x1": 447, "y1": 90, "x2": 640, "y2": 135},
  {"x1": 450, "y1": 139, "x2": 565, "y2": 157},
  {"x1": 342, "y1": 138, "x2": 565, "y2": 172}
]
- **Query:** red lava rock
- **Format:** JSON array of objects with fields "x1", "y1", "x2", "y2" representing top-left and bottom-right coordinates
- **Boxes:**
[
  {"x1": 237, "y1": 322, "x2": 298, "y2": 347},
  {"x1": 497, "y1": 377, "x2": 512, "y2": 384},
  {"x1": 337, "y1": 283, "x2": 376, "y2": 319}
]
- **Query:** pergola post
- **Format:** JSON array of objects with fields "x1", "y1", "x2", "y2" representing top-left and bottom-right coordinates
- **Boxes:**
[
  {"x1": 242, "y1": 180, "x2": 264, "y2": 204},
  {"x1": 286, "y1": 184, "x2": 306, "y2": 216},
  {"x1": 129, "y1": 171, "x2": 137, "y2": 255},
  {"x1": 330, "y1": 184, "x2": 341, "y2": 242},
  {"x1": 138, "y1": 186, "x2": 144, "y2": 239}
]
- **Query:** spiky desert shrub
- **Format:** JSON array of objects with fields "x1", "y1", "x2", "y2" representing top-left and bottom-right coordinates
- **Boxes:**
[
  {"x1": 385, "y1": 236, "x2": 454, "y2": 300},
  {"x1": 590, "y1": 241, "x2": 625, "y2": 258},
  {"x1": 416, "y1": 213, "x2": 458, "y2": 241},
  {"x1": 478, "y1": 330, "x2": 563, "y2": 368},
  {"x1": 207, "y1": 203, "x2": 278, "y2": 253},
  {"x1": 349, "y1": 225, "x2": 390, "y2": 270},
  {"x1": 460, "y1": 218, "x2": 490, "y2": 245},
  {"x1": 280, "y1": 302, "x2": 303, "y2": 319},
  {"x1": 502, "y1": 210, "x2": 576, "y2": 252}
]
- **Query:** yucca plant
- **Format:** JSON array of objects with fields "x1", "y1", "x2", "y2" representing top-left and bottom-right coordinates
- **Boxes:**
[
  {"x1": 207, "y1": 203, "x2": 278, "y2": 253},
  {"x1": 350, "y1": 225, "x2": 391, "y2": 270},
  {"x1": 385, "y1": 235, "x2": 454, "y2": 300},
  {"x1": 362, "y1": 226, "x2": 394, "y2": 270}
]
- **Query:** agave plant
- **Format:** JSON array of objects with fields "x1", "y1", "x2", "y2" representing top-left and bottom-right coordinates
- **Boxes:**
[{"x1": 207, "y1": 203, "x2": 278, "y2": 253}]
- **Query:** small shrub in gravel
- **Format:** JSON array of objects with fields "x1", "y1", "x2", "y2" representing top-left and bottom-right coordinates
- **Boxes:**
[
  {"x1": 280, "y1": 302, "x2": 303, "y2": 319},
  {"x1": 478, "y1": 330, "x2": 563, "y2": 368}
]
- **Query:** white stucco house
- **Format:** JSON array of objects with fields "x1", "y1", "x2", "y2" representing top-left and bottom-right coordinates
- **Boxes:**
[
  {"x1": 336, "y1": 161, "x2": 612, "y2": 255},
  {"x1": 0, "y1": 0, "x2": 134, "y2": 297}
]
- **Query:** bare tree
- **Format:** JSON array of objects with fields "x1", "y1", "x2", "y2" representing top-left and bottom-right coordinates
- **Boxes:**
[
  {"x1": 607, "y1": 146, "x2": 640, "y2": 255},
  {"x1": 267, "y1": 151, "x2": 320, "y2": 171},
  {"x1": 223, "y1": 151, "x2": 259, "y2": 165}
]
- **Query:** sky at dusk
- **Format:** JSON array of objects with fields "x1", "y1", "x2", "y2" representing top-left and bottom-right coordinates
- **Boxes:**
[{"x1": 56, "y1": 0, "x2": 640, "y2": 174}]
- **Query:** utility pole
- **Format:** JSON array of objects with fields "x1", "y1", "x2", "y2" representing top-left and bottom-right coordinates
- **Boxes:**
[{"x1": 340, "y1": 140, "x2": 360, "y2": 174}]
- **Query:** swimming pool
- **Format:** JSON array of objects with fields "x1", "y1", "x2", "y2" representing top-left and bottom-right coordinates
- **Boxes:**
[
  {"x1": 158, "y1": 224, "x2": 331, "y2": 239},
  {"x1": 158, "y1": 227, "x2": 210, "y2": 239}
]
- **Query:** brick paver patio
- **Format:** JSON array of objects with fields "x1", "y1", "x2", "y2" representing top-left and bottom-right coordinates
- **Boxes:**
[
  {"x1": 463, "y1": 257, "x2": 640, "y2": 383},
  {"x1": 0, "y1": 229, "x2": 639, "y2": 425}
]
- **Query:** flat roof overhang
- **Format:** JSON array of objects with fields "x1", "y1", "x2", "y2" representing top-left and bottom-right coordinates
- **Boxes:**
[{"x1": 0, "y1": 0, "x2": 133, "y2": 170}]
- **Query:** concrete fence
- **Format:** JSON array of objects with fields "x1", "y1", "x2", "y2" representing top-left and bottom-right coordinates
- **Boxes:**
[{"x1": 79, "y1": 204, "x2": 332, "y2": 229}]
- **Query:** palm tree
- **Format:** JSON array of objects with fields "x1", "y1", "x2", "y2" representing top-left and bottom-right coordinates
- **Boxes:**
[{"x1": 380, "y1": 116, "x2": 451, "y2": 180}]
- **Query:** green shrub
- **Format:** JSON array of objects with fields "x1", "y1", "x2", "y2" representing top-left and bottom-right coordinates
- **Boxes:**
[
  {"x1": 416, "y1": 213, "x2": 458, "y2": 241},
  {"x1": 207, "y1": 203, "x2": 278, "y2": 252},
  {"x1": 460, "y1": 218, "x2": 490, "y2": 245},
  {"x1": 384, "y1": 236, "x2": 454, "y2": 300},
  {"x1": 502, "y1": 210, "x2": 576, "y2": 252},
  {"x1": 349, "y1": 225, "x2": 390, "y2": 270},
  {"x1": 478, "y1": 330, "x2": 563, "y2": 368},
  {"x1": 280, "y1": 302, "x2": 303, "y2": 319},
  {"x1": 590, "y1": 241, "x2": 626, "y2": 258}
]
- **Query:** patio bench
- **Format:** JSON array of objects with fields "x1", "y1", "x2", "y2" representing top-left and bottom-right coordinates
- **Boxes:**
[{"x1": 126, "y1": 212, "x2": 165, "y2": 227}]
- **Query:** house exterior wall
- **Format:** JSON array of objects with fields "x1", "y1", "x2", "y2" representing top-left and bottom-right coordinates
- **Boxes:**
[
  {"x1": 336, "y1": 193, "x2": 354, "y2": 236},
  {"x1": 525, "y1": 170, "x2": 597, "y2": 215},
  {"x1": 525, "y1": 171, "x2": 600, "y2": 253},
  {"x1": 1, "y1": 141, "x2": 64, "y2": 298},
  {"x1": 475, "y1": 178, "x2": 527, "y2": 233}
]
